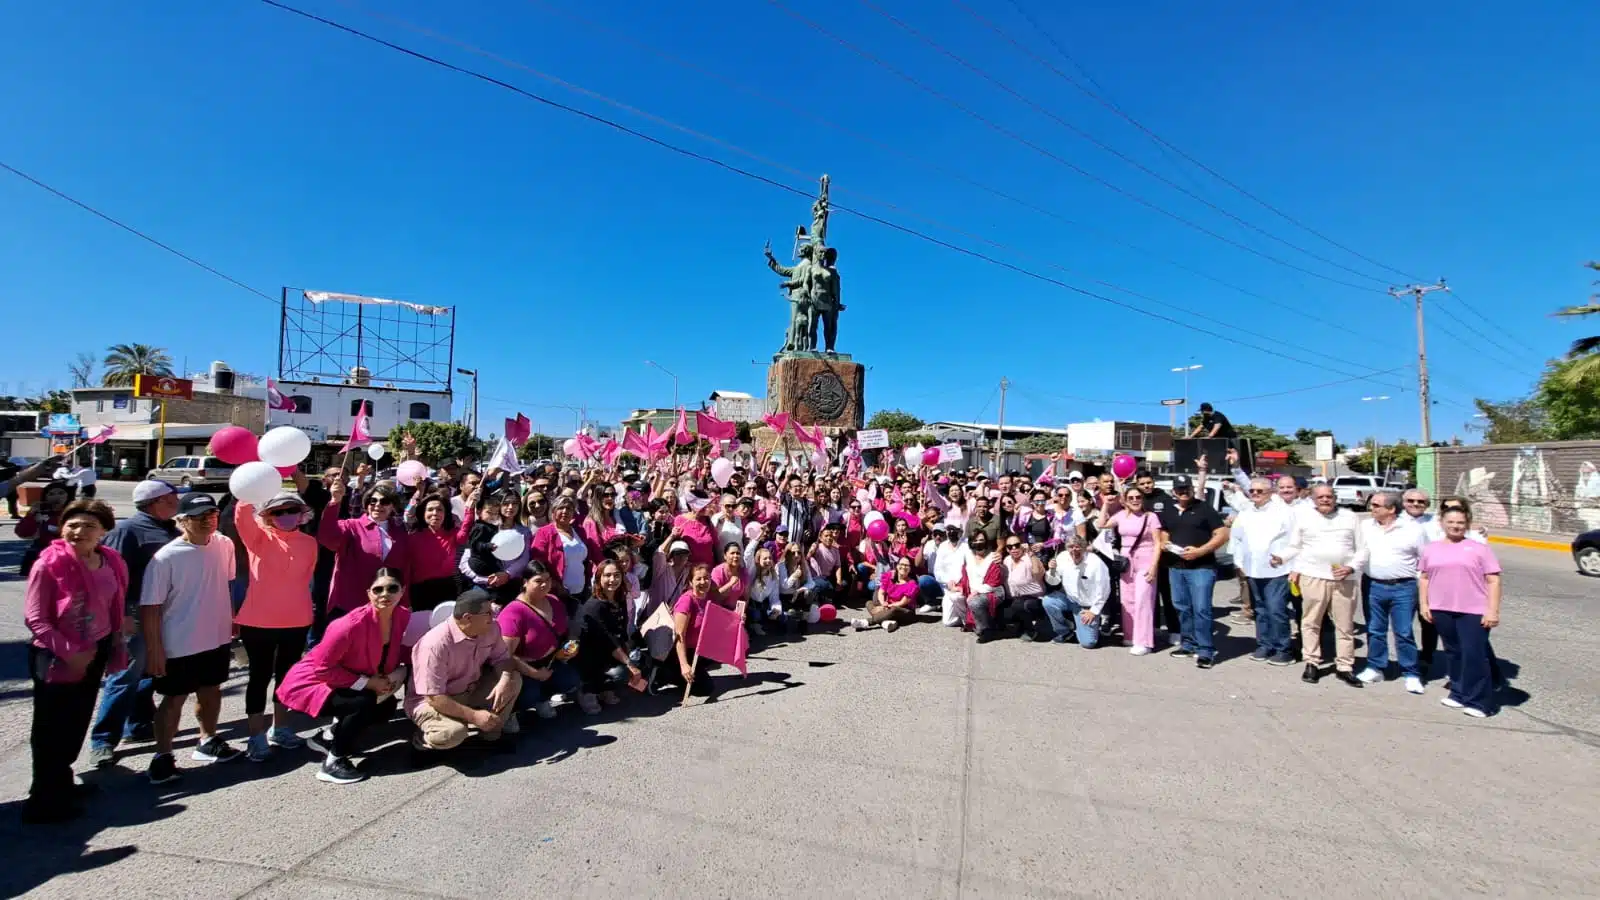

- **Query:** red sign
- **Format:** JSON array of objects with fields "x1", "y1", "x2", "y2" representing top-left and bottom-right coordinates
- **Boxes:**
[{"x1": 134, "y1": 374, "x2": 195, "y2": 400}]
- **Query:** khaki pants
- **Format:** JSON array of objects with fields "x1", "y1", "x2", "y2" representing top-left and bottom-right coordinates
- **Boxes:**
[
  {"x1": 866, "y1": 599, "x2": 914, "y2": 627},
  {"x1": 1299, "y1": 575, "x2": 1357, "y2": 672},
  {"x1": 411, "y1": 668, "x2": 523, "y2": 750}
]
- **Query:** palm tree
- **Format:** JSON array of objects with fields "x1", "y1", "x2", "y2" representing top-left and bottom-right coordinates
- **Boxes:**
[
  {"x1": 1552, "y1": 261, "x2": 1600, "y2": 386},
  {"x1": 101, "y1": 343, "x2": 174, "y2": 386}
]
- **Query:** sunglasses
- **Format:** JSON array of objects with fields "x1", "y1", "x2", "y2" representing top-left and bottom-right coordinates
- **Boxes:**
[
  {"x1": 371, "y1": 583, "x2": 402, "y2": 595},
  {"x1": 1248, "y1": 488, "x2": 1269, "y2": 495},
  {"x1": 367, "y1": 498, "x2": 394, "y2": 507},
  {"x1": 1005, "y1": 543, "x2": 1023, "y2": 550},
  {"x1": 1404, "y1": 499, "x2": 1429, "y2": 505}
]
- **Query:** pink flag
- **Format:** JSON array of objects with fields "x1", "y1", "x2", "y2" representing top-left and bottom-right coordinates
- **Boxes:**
[
  {"x1": 504, "y1": 414, "x2": 531, "y2": 447},
  {"x1": 600, "y1": 439, "x2": 623, "y2": 467},
  {"x1": 672, "y1": 408, "x2": 693, "y2": 445},
  {"x1": 795, "y1": 424, "x2": 825, "y2": 448},
  {"x1": 340, "y1": 403, "x2": 372, "y2": 452},
  {"x1": 576, "y1": 432, "x2": 601, "y2": 456},
  {"x1": 695, "y1": 600, "x2": 748, "y2": 676},
  {"x1": 265, "y1": 378, "x2": 297, "y2": 412},
  {"x1": 645, "y1": 424, "x2": 670, "y2": 461},
  {"x1": 623, "y1": 429, "x2": 649, "y2": 458},
  {"x1": 762, "y1": 412, "x2": 790, "y2": 437},
  {"x1": 84, "y1": 425, "x2": 116, "y2": 445},
  {"x1": 695, "y1": 411, "x2": 737, "y2": 441}
]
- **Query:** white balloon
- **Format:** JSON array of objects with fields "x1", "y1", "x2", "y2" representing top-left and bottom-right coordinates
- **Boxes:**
[
  {"x1": 490, "y1": 529, "x2": 526, "y2": 561},
  {"x1": 903, "y1": 445, "x2": 923, "y2": 468},
  {"x1": 805, "y1": 605, "x2": 822, "y2": 625},
  {"x1": 710, "y1": 458, "x2": 735, "y2": 488},
  {"x1": 229, "y1": 461, "x2": 282, "y2": 506},
  {"x1": 428, "y1": 601, "x2": 456, "y2": 629},
  {"x1": 863, "y1": 510, "x2": 885, "y2": 527},
  {"x1": 257, "y1": 426, "x2": 312, "y2": 468},
  {"x1": 367, "y1": 442, "x2": 386, "y2": 461}
]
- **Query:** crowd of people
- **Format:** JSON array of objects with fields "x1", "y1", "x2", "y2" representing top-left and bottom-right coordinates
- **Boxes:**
[{"x1": 11, "y1": 438, "x2": 1506, "y2": 825}]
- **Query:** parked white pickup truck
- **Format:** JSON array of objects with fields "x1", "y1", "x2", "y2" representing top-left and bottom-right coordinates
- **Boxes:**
[{"x1": 1331, "y1": 475, "x2": 1386, "y2": 508}]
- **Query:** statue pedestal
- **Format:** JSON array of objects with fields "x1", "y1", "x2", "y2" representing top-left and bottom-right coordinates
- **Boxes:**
[{"x1": 766, "y1": 352, "x2": 865, "y2": 433}]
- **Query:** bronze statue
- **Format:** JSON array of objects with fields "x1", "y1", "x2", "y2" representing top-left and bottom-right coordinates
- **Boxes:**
[{"x1": 765, "y1": 175, "x2": 843, "y2": 354}]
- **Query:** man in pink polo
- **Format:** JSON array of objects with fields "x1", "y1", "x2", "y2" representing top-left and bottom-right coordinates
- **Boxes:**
[{"x1": 406, "y1": 589, "x2": 523, "y2": 752}]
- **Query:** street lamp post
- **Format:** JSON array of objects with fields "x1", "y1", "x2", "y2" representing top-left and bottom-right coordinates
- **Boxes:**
[
  {"x1": 645, "y1": 360, "x2": 679, "y2": 410},
  {"x1": 1171, "y1": 363, "x2": 1203, "y2": 432},
  {"x1": 455, "y1": 367, "x2": 478, "y2": 438},
  {"x1": 1362, "y1": 395, "x2": 1391, "y2": 481}
]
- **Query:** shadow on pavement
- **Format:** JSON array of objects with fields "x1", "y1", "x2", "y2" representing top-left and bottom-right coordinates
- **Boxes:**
[{"x1": 0, "y1": 786, "x2": 185, "y2": 898}]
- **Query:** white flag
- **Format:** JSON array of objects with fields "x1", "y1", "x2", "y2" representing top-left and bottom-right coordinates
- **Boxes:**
[{"x1": 485, "y1": 437, "x2": 525, "y2": 476}]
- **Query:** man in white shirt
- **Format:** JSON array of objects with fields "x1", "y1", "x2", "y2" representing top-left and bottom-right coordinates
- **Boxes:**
[
  {"x1": 1358, "y1": 492, "x2": 1427, "y2": 693},
  {"x1": 1227, "y1": 477, "x2": 1297, "y2": 665},
  {"x1": 1041, "y1": 535, "x2": 1110, "y2": 647},
  {"x1": 932, "y1": 525, "x2": 969, "y2": 626},
  {"x1": 140, "y1": 493, "x2": 242, "y2": 784},
  {"x1": 1279, "y1": 484, "x2": 1368, "y2": 687}
]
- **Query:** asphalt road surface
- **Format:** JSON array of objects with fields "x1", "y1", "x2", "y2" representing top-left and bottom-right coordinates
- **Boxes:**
[{"x1": 0, "y1": 482, "x2": 1594, "y2": 898}]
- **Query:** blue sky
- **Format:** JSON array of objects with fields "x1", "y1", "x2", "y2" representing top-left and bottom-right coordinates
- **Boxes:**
[{"x1": 3, "y1": 0, "x2": 1595, "y2": 445}]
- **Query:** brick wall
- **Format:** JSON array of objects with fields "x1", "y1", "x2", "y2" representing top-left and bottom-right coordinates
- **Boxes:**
[{"x1": 1431, "y1": 440, "x2": 1600, "y2": 536}]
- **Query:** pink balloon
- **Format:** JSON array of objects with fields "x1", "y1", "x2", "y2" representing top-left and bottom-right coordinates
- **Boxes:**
[
  {"x1": 397, "y1": 460, "x2": 428, "y2": 487},
  {"x1": 888, "y1": 502, "x2": 904, "y2": 516},
  {"x1": 818, "y1": 603, "x2": 838, "y2": 623},
  {"x1": 1111, "y1": 453, "x2": 1137, "y2": 480},
  {"x1": 902, "y1": 512, "x2": 922, "y2": 530},
  {"x1": 276, "y1": 465, "x2": 298, "y2": 477},
  {"x1": 922, "y1": 447, "x2": 941, "y2": 467},
  {"x1": 211, "y1": 426, "x2": 259, "y2": 465},
  {"x1": 866, "y1": 519, "x2": 889, "y2": 541}
]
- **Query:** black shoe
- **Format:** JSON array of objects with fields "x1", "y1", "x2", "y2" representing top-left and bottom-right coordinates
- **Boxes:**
[
  {"x1": 1017, "y1": 630, "x2": 1037, "y2": 643},
  {"x1": 192, "y1": 736, "x2": 242, "y2": 764},
  {"x1": 1170, "y1": 648, "x2": 1195, "y2": 659},
  {"x1": 125, "y1": 724, "x2": 155, "y2": 744},
  {"x1": 1196, "y1": 657, "x2": 1215, "y2": 670},
  {"x1": 1267, "y1": 651, "x2": 1296, "y2": 666},
  {"x1": 1302, "y1": 664, "x2": 1320, "y2": 684},
  {"x1": 316, "y1": 755, "x2": 366, "y2": 785},
  {"x1": 21, "y1": 798, "x2": 85, "y2": 825},
  {"x1": 1334, "y1": 670, "x2": 1364, "y2": 688},
  {"x1": 147, "y1": 752, "x2": 181, "y2": 785},
  {"x1": 975, "y1": 631, "x2": 997, "y2": 645}
]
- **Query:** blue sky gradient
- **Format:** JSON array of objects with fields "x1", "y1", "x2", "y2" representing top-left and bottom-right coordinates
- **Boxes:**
[{"x1": 3, "y1": 0, "x2": 1595, "y2": 444}]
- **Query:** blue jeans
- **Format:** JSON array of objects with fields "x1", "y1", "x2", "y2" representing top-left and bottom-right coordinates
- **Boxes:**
[
  {"x1": 916, "y1": 575, "x2": 941, "y2": 605},
  {"x1": 803, "y1": 578, "x2": 836, "y2": 604},
  {"x1": 1041, "y1": 592, "x2": 1101, "y2": 647},
  {"x1": 1169, "y1": 567, "x2": 1218, "y2": 659},
  {"x1": 1248, "y1": 576, "x2": 1291, "y2": 655},
  {"x1": 513, "y1": 660, "x2": 581, "y2": 708},
  {"x1": 1434, "y1": 610, "x2": 1494, "y2": 714},
  {"x1": 1365, "y1": 578, "x2": 1419, "y2": 676},
  {"x1": 90, "y1": 629, "x2": 156, "y2": 751}
]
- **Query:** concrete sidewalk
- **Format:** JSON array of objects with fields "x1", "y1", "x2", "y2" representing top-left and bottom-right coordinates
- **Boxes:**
[{"x1": 1486, "y1": 526, "x2": 1578, "y2": 552}]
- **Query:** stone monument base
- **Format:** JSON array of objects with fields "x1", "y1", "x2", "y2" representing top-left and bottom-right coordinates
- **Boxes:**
[{"x1": 766, "y1": 352, "x2": 865, "y2": 433}]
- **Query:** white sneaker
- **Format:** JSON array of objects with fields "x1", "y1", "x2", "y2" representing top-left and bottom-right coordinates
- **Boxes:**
[
  {"x1": 534, "y1": 700, "x2": 557, "y2": 719},
  {"x1": 1462, "y1": 707, "x2": 1488, "y2": 718},
  {"x1": 916, "y1": 604, "x2": 935, "y2": 615},
  {"x1": 852, "y1": 618, "x2": 869, "y2": 631},
  {"x1": 1404, "y1": 676, "x2": 1424, "y2": 695},
  {"x1": 883, "y1": 620, "x2": 899, "y2": 633},
  {"x1": 1356, "y1": 668, "x2": 1383, "y2": 684},
  {"x1": 1439, "y1": 696, "x2": 1464, "y2": 709},
  {"x1": 1129, "y1": 646, "x2": 1152, "y2": 656}
]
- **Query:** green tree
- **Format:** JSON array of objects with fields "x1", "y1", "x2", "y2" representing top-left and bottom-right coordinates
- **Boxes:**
[
  {"x1": 866, "y1": 409, "x2": 924, "y2": 433},
  {"x1": 1014, "y1": 433, "x2": 1067, "y2": 454},
  {"x1": 388, "y1": 421, "x2": 477, "y2": 465},
  {"x1": 24, "y1": 390, "x2": 72, "y2": 413},
  {"x1": 1470, "y1": 397, "x2": 1548, "y2": 444},
  {"x1": 1346, "y1": 440, "x2": 1418, "y2": 477},
  {"x1": 518, "y1": 433, "x2": 562, "y2": 462},
  {"x1": 101, "y1": 343, "x2": 174, "y2": 386},
  {"x1": 1550, "y1": 260, "x2": 1600, "y2": 386},
  {"x1": 1534, "y1": 356, "x2": 1600, "y2": 439},
  {"x1": 1293, "y1": 427, "x2": 1331, "y2": 445}
]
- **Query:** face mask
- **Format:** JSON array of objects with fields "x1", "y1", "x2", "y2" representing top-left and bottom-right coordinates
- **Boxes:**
[{"x1": 273, "y1": 512, "x2": 303, "y2": 530}]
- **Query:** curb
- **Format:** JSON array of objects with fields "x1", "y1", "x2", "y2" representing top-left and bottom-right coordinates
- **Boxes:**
[{"x1": 1488, "y1": 535, "x2": 1570, "y2": 552}]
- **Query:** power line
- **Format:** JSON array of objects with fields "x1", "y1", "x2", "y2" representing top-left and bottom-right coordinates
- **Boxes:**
[
  {"x1": 515, "y1": 0, "x2": 1406, "y2": 334},
  {"x1": 0, "y1": 160, "x2": 279, "y2": 308},
  {"x1": 989, "y1": 0, "x2": 1421, "y2": 284},
  {"x1": 763, "y1": 0, "x2": 1384, "y2": 294},
  {"x1": 1443, "y1": 290, "x2": 1545, "y2": 356},
  {"x1": 261, "y1": 0, "x2": 1408, "y2": 390},
  {"x1": 856, "y1": 0, "x2": 1393, "y2": 286}
]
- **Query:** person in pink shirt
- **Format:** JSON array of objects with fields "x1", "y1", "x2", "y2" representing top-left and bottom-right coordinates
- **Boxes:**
[
  {"x1": 23, "y1": 500, "x2": 127, "y2": 824},
  {"x1": 1420, "y1": 507, "x2": 1504, "y2": 718},
  {"x1": 851, "y1": 556, "x2": 919, "y2": 633},
  {"x1": 404, "y1": 490, "x2": 476, "y2": 612},
  {"x1": 497, "y1": 562, "x2": 581, "y2": 720},
  {"x1": 1100, "y1": 487, "x2": 1162, "y2": 655},
  {"x1": 320, "y1": 479, "x2": 411, "y2": 620},
  {"x1": 710, "y1": 543, "x2": 749, "y2": 607},
  {"x1": 672, "y1": 492, "x2": 719, "y2": 567},
  {"x1": 407, "y1": 588, "x2": 523, "y2": 753},
  {"x1": 276, "y1": 567, "x2": 411, "y2": 785},
  {"x1": 672, "y1": 563, "x2": 732, "y2": 699},
  {"x1": 233, "y1": 492, "x2": 318, "y2": 761}
]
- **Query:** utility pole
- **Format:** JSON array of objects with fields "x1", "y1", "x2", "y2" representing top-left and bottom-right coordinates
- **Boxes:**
[
  {"x1": 1388, "y1": 280, "x2": 1448, "y2": 446},
  {"x1": 994, "y1": 376, "x2": 1009, "y2": 473},
  {"x1": 455, "y1": 367, "x2": 479, "y2": 438},
  {"x1": 1171, "y1": 362, "x2": 1203, "y2": 431}
]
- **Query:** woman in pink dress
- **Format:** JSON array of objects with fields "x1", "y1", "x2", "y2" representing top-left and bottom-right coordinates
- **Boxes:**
[{"x1": 1103, "y1": 487, "x2": 1164, "y2": 655}]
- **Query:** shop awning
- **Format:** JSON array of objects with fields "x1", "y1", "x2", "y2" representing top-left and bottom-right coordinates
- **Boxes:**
[{"x1": 102, "y1": 423, "x2": 236, "y2": 442}]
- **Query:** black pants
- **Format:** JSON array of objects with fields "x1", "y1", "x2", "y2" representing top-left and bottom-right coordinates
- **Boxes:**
[
  {"x1": 1154, "y1": 556, "x2": 1180, "y2": 635},
  {"x1": 29, "y1": 637, "x2": 111, "y2": 806},
  {"x1": 970, "y1": 594, "x2": 1018, "y2": 635},
  {"x1": 239, "y1": 625, "x2": 308, "y2": 716},
  {"x1": 410, "y1": 576, "x2": 458, "y2": 613},
  {"x1": 321, "y1": 689, "x2": 398, "y2": 757},
  {"x1": 1019, "y1": 595, "x2": 1051, "y2": 638},
  {"x1": 310, "y1": 549, "x2": 335, "y2": 645}
]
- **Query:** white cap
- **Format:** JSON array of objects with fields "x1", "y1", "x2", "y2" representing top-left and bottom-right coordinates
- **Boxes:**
[{"x1": 132, "y1": 480, "x2": 176, "y2": 505}]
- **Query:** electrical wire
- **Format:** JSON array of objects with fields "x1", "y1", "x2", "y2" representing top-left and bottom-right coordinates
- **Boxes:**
[
  {"x1": 274, "y1": 0, "x2": 1411, "y2": 385},
  {"x1": 763, "y1": 0, "x2": 1384, "y2": 295},
  {"x1": 0, "y1": 160, "x2": 279, "y2": 308},
  {"x1": 856, "y1": 0, "x2": 1394, "y2": 286}
]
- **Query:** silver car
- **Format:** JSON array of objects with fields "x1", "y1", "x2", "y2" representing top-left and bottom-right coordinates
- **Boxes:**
[{"x1": 148, "y1": 455, "x2": 236, "y2": 490}]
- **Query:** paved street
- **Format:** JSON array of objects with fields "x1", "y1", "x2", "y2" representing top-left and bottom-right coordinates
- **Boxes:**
[{"x1": 0, "y1": 483, "x2": 1596, "y2": 898}]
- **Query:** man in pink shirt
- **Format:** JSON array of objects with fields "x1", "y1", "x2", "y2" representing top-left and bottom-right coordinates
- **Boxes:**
[{"x1": 406, "y1": 589, "x2": 523, "y2": 753}]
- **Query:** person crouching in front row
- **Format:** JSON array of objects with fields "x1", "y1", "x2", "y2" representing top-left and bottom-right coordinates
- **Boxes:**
[
  {"x1": 406, "y1": 588, "x2": 523, "y2": 756},
  {"x1": 1039, "y1": 535, "x2": 1111, "y2": 647}
]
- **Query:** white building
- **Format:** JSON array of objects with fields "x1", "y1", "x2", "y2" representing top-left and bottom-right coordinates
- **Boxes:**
[
  {"x1": 267, "y1": 371, "x2": 453, "y2": 443},
  {"x1": 1065, "y1": 420, "x2": 1173, "y2": 461},
  {"x1": 708, "y1": 390, "x2": 765, "y2": 423}
]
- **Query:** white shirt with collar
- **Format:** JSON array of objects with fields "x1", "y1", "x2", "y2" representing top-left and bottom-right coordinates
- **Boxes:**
[
  {"x1": 1404, "y1": 511, "x2": 1488, "y2": 545},
  {"x1": 1045, "y1": 550, "x2": 1110, "y2": 615},
  {"x1": 1227, "y1": 499, "x2": 1295, "y2": 579},
  {"x1": 1361, "y1": 516, "x2": 1429, "y2": 580},
  {"x1": 1281, "y1": 506, "x2": 1368, "y2": 580}
]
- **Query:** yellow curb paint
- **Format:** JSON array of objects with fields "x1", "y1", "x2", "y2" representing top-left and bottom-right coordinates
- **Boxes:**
[{"x1": 1487, "y1": 535, "x2": 1569, "y2": 552}]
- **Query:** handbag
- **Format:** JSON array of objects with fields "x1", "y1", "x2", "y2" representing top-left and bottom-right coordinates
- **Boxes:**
[
  {"x1": 639, "y1": 602, "x2": 677, "y2": 662},
  {"x1": 1105, "y1": 515, "x2": 1150, "y2": 578}
]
